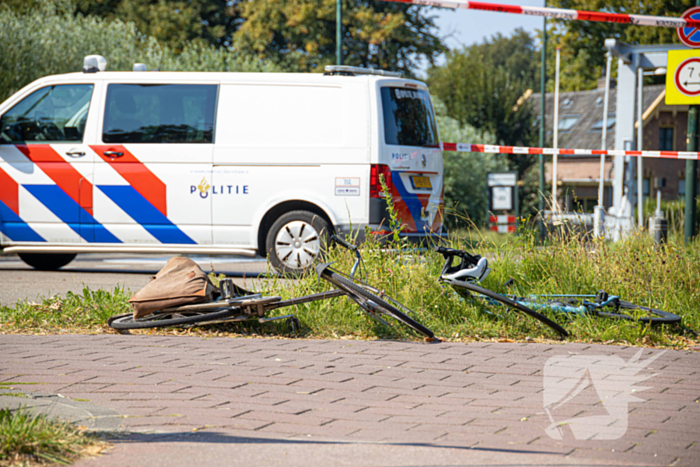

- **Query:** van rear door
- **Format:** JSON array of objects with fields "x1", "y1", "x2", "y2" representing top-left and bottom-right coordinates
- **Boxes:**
[{"x1": 378, "y1": 84, "x2": 444, "y2": 235}]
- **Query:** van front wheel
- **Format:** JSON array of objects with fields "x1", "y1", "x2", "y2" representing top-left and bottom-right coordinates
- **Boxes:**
[
  {"x1": 265, "y1": 211, "x2": 330, "y2": 276},
  {"x1": 18, "y1": 253, "x2": 77, "y2": 271}
]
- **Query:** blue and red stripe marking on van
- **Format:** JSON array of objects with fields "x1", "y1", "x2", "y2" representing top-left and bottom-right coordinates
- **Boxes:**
[
  {"x1": 22, "y1": 185, "x2": 121, "y2": 243},
  {"x1": 91, "y1": 145, "x2": 168, "y2": 217},
  {"x1": 0, "y1": 167, "x2": 19, "y2": 215},
  {"x1": 17, "y1": 145, "x2": 94, "y2": 216},
  {"x1": 97, "y1": 186, "x2": 195, "y2": 244},
  {"x1": 391, "y1": 171, "x2": 441, "y2": 234},
  {"x1": 0, "y1": 145, "x2": 193, "y2": 244},
  {"x1": 0, "y1": 167, "x2": 44, "y2": 242}
]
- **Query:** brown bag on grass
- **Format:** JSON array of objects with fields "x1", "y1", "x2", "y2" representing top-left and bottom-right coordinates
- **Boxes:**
[{"x1": 128, "y1": 257, "x2": 219, "y2": 319}]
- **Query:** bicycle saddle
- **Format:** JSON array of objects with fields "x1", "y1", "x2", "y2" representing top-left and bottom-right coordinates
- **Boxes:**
[{"x1": 441, "y1": 256, "x2": 491, "y2": 283}]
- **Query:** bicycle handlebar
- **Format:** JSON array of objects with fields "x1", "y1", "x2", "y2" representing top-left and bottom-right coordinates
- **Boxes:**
[
  {"x1": 330, "y1": 235, "x2": 361, "y2": 277},
  {"x1": 435, "y1": 246, "x2": 480, "y2": 263},
  {"x1": 331, "y1": 234, "x2": 357, "y2": 252},
  {"x1": 435, "y1": 246, "x2": 481, "y2": 277}
]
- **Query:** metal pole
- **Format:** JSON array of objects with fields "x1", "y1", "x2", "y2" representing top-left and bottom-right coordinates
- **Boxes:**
[
  {"x1": 637, "y1": 66, "x2": 644, "y2": 228},
  {"x1": 684, "y1": 0, "x2": 699, "y2": 243},
  {"x1": 594, "y1": 52, "x2": 612, "y2": 238},
  {"x1": 336, "y1": 0, "x2": 342, "y2": 65},
  {"x1": 552, "y1": 47, "x2": 560, "y2": 213},
  {"x1": 538, "y1": 3, "x2": 546, "y2": 237},
  {"x1": 599, "y1": 52, "x2": 612, "y2": 206},
  {"x1": 686, "y1": 107, "x2": 698, "y2": 242}
]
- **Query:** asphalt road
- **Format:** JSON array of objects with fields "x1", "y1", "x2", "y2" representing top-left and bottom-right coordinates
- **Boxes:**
[{"x1": 0, "y1": 254, "x2": 270, "y2": 307}]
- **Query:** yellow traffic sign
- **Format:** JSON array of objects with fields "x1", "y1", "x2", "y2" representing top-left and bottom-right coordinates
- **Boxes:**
[{"x1": 666, "y1": 49, "x2": 700, "y2": 105}]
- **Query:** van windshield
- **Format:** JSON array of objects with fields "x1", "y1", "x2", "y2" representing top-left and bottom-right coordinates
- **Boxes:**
[
  {"x1": 0, "y1": 85, "x2": 93, "y2": 143},
  {"x1": 381, "y1": 87, "x2": 438, "y2": 147}
]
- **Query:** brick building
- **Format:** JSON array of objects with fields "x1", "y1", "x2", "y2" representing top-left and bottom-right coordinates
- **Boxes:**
[{"x1": 530, "y1": 81, "x2": 698, "y2": 213}]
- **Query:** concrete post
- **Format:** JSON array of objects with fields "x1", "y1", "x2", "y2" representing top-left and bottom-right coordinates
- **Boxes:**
[{"x1": 613, "y1": 59, "x2": 637, "y2": 218}]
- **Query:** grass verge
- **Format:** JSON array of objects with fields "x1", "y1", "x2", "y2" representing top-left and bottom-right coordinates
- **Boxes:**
[
  {"x1": 0, "y1": 408, "x2": 107, "y2": 466},
  {"x1": 0, "y1": 229, "x2": 698, "y2": 349}
]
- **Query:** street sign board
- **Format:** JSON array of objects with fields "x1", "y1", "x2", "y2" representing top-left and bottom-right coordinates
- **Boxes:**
[
  {"x1": 666, "y1": 49, "x2": 700, "y2": 105},
  {"x1": 678, "y1": 7, "x2": 700, "y2": 48},
  {"x1": 487, "y1": 172, "x2": 517, "y2": 187},
  {"x1": 491, "y1": 186, "x2": 513, "y2": 210},
  {"x1": 487, "y1": 171, "x2": 518, "y2": 215}
]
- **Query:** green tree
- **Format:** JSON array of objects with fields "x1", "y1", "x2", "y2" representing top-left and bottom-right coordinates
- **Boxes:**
[
  {"x1": 434, "y1": 100, "x2": 506, "y2": 228},
  {"x1": 74, "y1": 0, "x2": 241, "y2": 51},
  {"x1": 0, "y1": 1, "x2": 276, "y2": 102},
  {"x1": 428, "y1": 29, "x2": 538, "y2": 175},
  {"x1": 232, "y1": 0, "x2": 445, "y2": 74},
  {"x1": 547, "y1": 0, "x2": 694, "y2": 91},
  {"x1": 0, "y1": 0, "x2": 242, "y2": 51}
]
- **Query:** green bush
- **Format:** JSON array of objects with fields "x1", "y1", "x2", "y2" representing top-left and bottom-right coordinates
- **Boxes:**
[
  {"x1": 0, "y1": 0, "x2": 279, "y2": 103},
  {"x1": 434, "y1": 99, "x2": 507, "y2": 228}
]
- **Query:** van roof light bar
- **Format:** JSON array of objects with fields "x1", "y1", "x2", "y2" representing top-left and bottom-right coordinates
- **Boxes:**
[
  {"x1": 83, "y1": 55, "x2": 107, "y2": 73},
  {"x1": 324, "y1": 65, "x2": 402, "y2": 78}
]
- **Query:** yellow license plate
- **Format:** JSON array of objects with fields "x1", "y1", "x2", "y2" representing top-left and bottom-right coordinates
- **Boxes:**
[{"x1": 410, "y1": 175, "x2": 432, "y2": 190}]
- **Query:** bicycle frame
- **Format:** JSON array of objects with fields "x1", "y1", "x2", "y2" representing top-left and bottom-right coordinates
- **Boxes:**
[{"x1": 511, "y1": 294, "x2": 622, "y2": 316}]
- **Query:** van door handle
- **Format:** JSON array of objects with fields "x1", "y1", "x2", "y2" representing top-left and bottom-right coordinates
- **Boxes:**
[
  {"x1": 103, "y1": 151, "x2": 123, "y2": 158},
  {"x1": 65, "y1": 150, "x2": 85, "y2": 157}
]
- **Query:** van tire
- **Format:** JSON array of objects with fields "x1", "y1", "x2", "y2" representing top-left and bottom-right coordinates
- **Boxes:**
[
  {"x1": 265, "y1": 211, "x2": 330, "y2": 276},
  {"x1": 18, "y1": 253, "x2": 77, "y2": 271}
]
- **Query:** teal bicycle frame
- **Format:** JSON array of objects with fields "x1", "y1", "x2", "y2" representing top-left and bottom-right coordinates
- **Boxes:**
[{"x1": 514, "y1": 294, "x2": 622, "y2": 316}]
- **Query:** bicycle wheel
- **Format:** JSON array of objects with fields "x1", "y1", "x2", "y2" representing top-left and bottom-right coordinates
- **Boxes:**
[
  {"x1": 596, "y1": 300, "x2": 681, "y2": 325},
  {"x1": 108, "y1": 307, "x2": 241, "y2": 330},
  {"x1": 321, "y1": 269, "x2": 435, "y2": 339},
  {"x1": 451, "y1": 280, "x2": 569, "y2": 338}
]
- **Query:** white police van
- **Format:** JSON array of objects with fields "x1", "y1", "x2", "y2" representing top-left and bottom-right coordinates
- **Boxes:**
[{"x1": 0, "y1": 56, "x2": 445, "y2": 274}]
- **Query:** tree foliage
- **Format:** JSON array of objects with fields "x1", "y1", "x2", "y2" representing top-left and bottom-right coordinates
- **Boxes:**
[
  {"x1": 434, "y1": 100, "x2": 506, "y2": 228},
  {"x1": 77, "y1": 0, "x2": 241, "y2": 51},
  {"x1": 0, "y1": 1, "x2": 277, "y2": 102},
  {"x1": 546, "y1": 0, "x2": 694, "y2": 91},
  {"x1": 233, "y1": 0, "x2": 445, "y2": 74},
  {"x1": 0, "y1": 0, "x2": 240, "y2": 51},
  {"x1": 2, "y1": 0, "x2": 445, "y2": 75},
  {"x1": 428, "y1": 29, "x2": 538, "y2": 175}
]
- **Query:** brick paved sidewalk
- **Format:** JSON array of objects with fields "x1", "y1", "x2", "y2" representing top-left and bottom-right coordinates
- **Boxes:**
[{"x1": 1, "y1": 335, "x2": 698, "y2": 466}]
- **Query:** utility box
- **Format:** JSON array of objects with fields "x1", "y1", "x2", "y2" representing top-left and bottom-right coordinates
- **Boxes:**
[{"x1": 488, "y1": 172, "x2": 518, "y2": 233}]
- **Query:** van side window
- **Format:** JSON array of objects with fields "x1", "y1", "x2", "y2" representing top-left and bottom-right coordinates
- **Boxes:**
[
  {"x1": 103, "y1": 84, "x2": 217, "y2": 144},
  {"x1": 381, "y1": 87, "x2": 438, "y2": 147},
  {"x1": 0, "y1": 85, "x2": 93, "y2": 143}
]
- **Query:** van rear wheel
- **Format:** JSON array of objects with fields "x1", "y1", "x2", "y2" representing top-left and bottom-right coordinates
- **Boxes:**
[
  {"x1": 18, "y1": 253, "x2": 76, "y2": 271},
  {"x1": 265, "y1": 211, "x2": 330, "y2": 276}
]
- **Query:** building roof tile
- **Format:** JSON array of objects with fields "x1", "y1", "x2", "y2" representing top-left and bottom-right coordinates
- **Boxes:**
[{"x1": 530, "y1": 84, "x2": 665, "y2": 151}]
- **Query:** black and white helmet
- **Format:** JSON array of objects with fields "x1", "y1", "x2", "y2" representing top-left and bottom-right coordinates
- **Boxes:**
[{"x1": 441, "y1": 256, "x2": 491, "y2": 283}]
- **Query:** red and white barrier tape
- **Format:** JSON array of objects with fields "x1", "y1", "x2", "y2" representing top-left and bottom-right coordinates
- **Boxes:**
[
  {"x1": 382, "y1": 0, "x2": 699, "y2": 29},
  {"x1": 439, "y1": 143, "x2": 700, "y2": 160}
]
